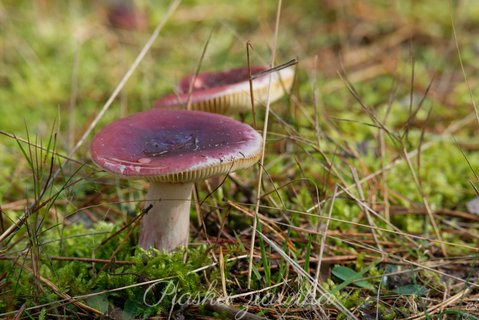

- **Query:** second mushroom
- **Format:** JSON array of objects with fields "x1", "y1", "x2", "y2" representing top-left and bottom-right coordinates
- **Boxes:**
[{"x1": 154, "y1": 65, "x2": 295, "y2": 114}]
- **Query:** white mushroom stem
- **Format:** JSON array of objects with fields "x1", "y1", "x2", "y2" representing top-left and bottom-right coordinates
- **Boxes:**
[{"x1": 139, "y1": 182, "x2": 193, "y2": 251}]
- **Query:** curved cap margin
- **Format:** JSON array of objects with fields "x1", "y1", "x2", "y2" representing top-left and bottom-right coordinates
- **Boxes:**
[{"x1": 90, "y1": 109, "x2": 262, "y2": 183}]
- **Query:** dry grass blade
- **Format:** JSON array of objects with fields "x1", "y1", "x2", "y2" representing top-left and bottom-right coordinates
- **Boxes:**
[
  {"x1": 247, "y1": 41, "x2": 257, "y2": 129},
  {"x1": 450, "y1": 4, "x2": 479, "y2": 126},
  {"x1": 97, "y1": 204, "x2": 151, "y2": 248},
  {"x1": 337, "y1": 185, "x2": 418, "y2": 248},
  {"x1": 313, "y1": 185, "x2": 336, "y2": 289},
  {"x1": 351, "y1": 167, "x2": 383, "y2": 252},
  {"x1": 263, "y1": 203, "x2": 479, "y2": 253},
  {"x1": 0, "y1": 130, "x2": 86, "y2": 167},
  {"x1": 186, "y1": 24, "x2": 217, "y2": 111},
  {"x1": 219, "y1": 247, "x2": 227, "y2": 299},
  {"x1": 396, "y1": 256, "x2": 479, "y2": 289},
  {"x1": 250, "y1": 58, "x2": 298, "y2": 80},
  {"x1": 247, "y1": 0, "x2": 283, "y2": 289},
  {"x1": 256, "y1": 230, "x2": 358, "y2": 319},
  {"x1": 337, "y1": 70, "x2": 398, "y2": 141},
  {"x1": 401, "y1": 146, "x2": 446, "y2": 255}
]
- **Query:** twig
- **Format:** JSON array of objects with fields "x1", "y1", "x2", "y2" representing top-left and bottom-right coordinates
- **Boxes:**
[{"x1": 12, "y1": 304, "x2": 26, "y2": 320}]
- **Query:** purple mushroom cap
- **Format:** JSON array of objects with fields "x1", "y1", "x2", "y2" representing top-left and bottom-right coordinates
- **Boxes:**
[
  {"x1": 106, "y1": 3, "x2": 148, "y2": 31},
  {"x1": 154, "y1": 65, "x2": 295, "y2": 114},
  {"x1": 177, "y1": 66, "x2": 266, "y2": 94},
  {"x1": 90, "y1": 109, "x2": 262, "y2": 182}
]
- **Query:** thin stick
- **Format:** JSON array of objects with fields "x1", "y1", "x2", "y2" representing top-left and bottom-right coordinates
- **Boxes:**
[
  {"x1": 247, "y1": 0, "x2": 282, "y2": 289},
  {"x1": 450, "y1": 5, "x2": 479, "y2": 125},
  {"x1": 246, "y1": 41, "x2": 257, "y2": 129},
  {"x1": 312, "y1": 55, "x2": 321, "y2": 149},
  {"x1": 219, "y1": 247, "x2": 228, "y2": 300},
  {"x1": 186, "y1": 24, "x2": 217, "y2": 110},
  {"x1": 250, "y1": 58, "x2": 297, "y2": 80},
  {"x1": 67, "y1": 59, "x2": 79, "y2": 148}
]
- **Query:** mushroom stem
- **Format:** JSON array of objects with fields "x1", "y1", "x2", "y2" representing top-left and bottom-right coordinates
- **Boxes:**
[{"x1": 139, "y1": 182, "x2": 193, "y2": 251}]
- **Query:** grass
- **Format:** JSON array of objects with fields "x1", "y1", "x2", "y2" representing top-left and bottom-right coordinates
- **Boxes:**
[{"x1": 2, "y1": 0, "x2": 479, "y2": 319}]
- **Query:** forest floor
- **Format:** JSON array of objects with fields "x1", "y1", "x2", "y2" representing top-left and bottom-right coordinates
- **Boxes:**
[{"x1": 2, "y1": 1, "x2": 479, "y2": 319}]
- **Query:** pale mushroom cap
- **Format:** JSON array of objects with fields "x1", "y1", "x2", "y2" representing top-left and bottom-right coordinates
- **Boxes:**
[
  {"x1": 90, "y1": 109, "x2": 262, "y2": 183},
  {"x1": 154, "y1": 65, "x2": 295, "y2": 114}
]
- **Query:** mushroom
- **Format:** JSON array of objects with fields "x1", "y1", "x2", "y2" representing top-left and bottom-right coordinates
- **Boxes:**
[
  {"x1": 90, "y1": 109, "x2": 262, "y2": 251},
  {"x1": 104, "y1": 2, "x2": 148, "y2": 31},
  {"x1": 154, "y1": 65, "x2": 295, "y2": 115}
]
